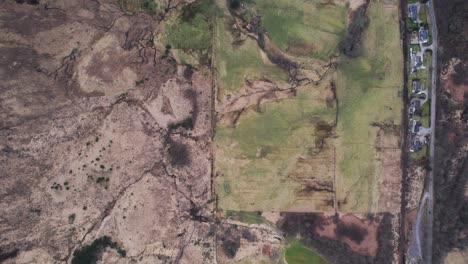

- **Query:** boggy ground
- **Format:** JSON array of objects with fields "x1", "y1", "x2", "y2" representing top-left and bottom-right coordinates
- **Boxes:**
[
  {"x1": 0, "y1": 0, "x2": 215, "y2": 263},
  {"x1": 277, "y1": 212, "x2": 398, "y2": 264}
]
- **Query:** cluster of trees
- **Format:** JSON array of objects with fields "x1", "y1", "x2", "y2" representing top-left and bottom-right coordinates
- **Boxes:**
[{"x1": 72, "y1": 236, "x2": 126, "y2": 264}]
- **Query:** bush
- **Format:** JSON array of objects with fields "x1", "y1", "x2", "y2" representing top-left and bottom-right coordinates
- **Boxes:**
[
  {"x1": 339, "y1": 5, "x2": 369, "y2": 57},
  {"x1": 229, "y1": 0, "x2": 241, "y2": 9},
  {"x1": 141, "y1": 0, "x2": 158, "y2": 15}
]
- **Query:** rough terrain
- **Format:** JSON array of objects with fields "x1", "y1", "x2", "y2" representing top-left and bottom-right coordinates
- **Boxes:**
[{"x1": 0, "y1": 0, "x2": 216, "y2": 263}]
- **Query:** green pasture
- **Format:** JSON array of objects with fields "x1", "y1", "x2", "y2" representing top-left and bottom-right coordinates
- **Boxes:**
[
  {"x1": 285, "y1": 240, "x2": 328, "y2": 264},
  {"x1": 335, "y1": 1, "x2": 403, "y2": 213},
  {"x1": 246, "y1": 0, "x2": 347, "y2": 60},
  {"x1": 215, "y1": 0, "x2": 288, "y2": 98}
]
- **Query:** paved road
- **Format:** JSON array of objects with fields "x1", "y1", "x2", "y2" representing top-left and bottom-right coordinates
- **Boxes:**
[
  {"x1": 409, "y1": 0, "x2": 438, "y2": 264},
  {"x1": 425, "y1": 0, "x2": 438, "y2": 262},
  {"x1": 408, "y1": 0, "x2": 438, "y2": 263}
]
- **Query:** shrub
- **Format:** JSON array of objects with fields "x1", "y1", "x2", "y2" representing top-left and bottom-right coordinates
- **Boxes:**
[
  {"x1": 168, "y1": 118, "x2": 194, "y2": 130},
  {"x1": 339, "y1": 5, "x2": 369, "y2": 57},
  {"x1": 68, "y1": 213, "x2": 76, "y2": 224}
]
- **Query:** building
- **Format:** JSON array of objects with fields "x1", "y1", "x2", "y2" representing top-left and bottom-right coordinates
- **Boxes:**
[
  {"x1": 410, "y1": 138, "x2": 424, "y2": 152},
  {"x1": 410, "y1": 51, "x2": 424, "y2": 73},
  {"x1": 419, "y1": 27, "x2": 429, "y2": 43},
  {"x1": 412, "y1": 79, "x2": 422, "y2": 93},
  {"x1": 408, "y1": 5, "x2": 418, "y2": 23},
  {"x1": 409, "y1": 99, "x2": 422, "y2": 116},
  {"x1": 411, "y1": 119, "x2": 422, "y2": 134}
]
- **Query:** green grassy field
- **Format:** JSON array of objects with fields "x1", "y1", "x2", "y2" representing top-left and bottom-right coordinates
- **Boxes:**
[
  {"x1": 419, "y1": 4, "x2": 428, "y2": 24},
  {"x1": 216, "y1": 81, "x2": 336, "y2": 211},
  {"x1": 245, "y1": 0, "x2": 347, "y2": 60},
  {"x1": 226, "y1": 211, "x2": 266, "y2": 225},
  {"x1": 285, "y1": 240, "x2": 328, "y2": 264},
  {"x1": 215, "y1": 0, "x2": 403, "y2": 214},
  {"x1": 214, "y1": 0, "x2": 288, "y2": 98},
  {"x1": 410, "y1": 145, "x2": 427, "y2": 160},
  {"x1": 164, "y1": 0, "x2": 211, "y2": 51},
  {"x1": 335, "y1": 2, "x2": 403, "y2": 213}
]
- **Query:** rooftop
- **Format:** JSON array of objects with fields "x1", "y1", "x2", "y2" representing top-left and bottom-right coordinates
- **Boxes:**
[
  {"x1": 412, "y1": 80, "x2": 422, "y2": 93},
  {"x1": 408, "y1": 5, "x2": 418, "y2": 22},
  {"x1": 419, "y1": 28, "x2": 429, "y2": 42}
]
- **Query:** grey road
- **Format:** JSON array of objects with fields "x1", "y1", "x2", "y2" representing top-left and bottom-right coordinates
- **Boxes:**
[
  {"x1": 425, "y1": 0, "x2": 438, "y2": 262},
  {"x1": 408, "y1": 0, "x2": 438, "y2": 263}
]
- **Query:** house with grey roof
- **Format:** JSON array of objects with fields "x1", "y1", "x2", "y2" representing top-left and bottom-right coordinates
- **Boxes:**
[
  {"x1": 408, "y1": 5, "x2": 418, "y2": 23},
  {"x1": 419, "y1": 27, "x2": 429, "y2": 43},
  {"x1": 412, "y1": 79, "x2": 422, "y2": 94}
]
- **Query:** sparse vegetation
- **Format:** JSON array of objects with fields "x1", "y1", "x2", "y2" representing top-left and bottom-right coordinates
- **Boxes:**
[{"x1": 51, "y1": 182, "x2": 62, "y2": 190}]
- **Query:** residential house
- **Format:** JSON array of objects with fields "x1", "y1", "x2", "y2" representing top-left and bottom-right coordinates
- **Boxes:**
[
  {"x1": 410, "y1": 138, "x2": 424, "y2": 152},
  {"x1": 409, "y1": 99, "x2": 422, "y2": 116},
  {"x1": 419, "y1": 27, "x2": 429, "y2": 43},
  {"x1": 408, "y1": 5, "x2": 418, "y2": 23},
  {"x1": 411, "y1": 119, "x2": 422, "y2": 134},
  {"x1": 410, "y1": 51, "x2": 424, "y2": 73},
  {"x1": 412, "y1": 79, "x2": 422, "y2": 93}
]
